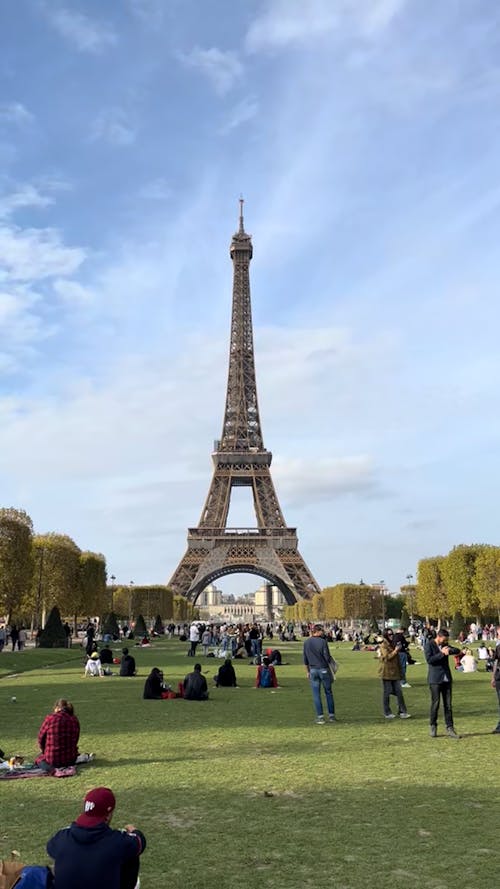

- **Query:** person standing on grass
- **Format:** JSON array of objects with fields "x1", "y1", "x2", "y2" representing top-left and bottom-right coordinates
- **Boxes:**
[
  {"x1": 303, "y1": 624, "x2": 336, "y2": 724},
  {"x1": 378, "y1": 629, "x2": 411, "y2": 720},
  {"x1": 393, "y1": 627, "x2": 411, "y2": 687},
  {"x1": 188, "y1": 623, "x2": 200, "y2": 657},
  {"x1": 47, "y1": 786, "x2": 146, "y2": 889},
  {"x1": 491, "y1": 647, "x2": 500, "y2": 734},
  {"x1": 424, "y1": 627, "x2": 463, "y2": 739}
]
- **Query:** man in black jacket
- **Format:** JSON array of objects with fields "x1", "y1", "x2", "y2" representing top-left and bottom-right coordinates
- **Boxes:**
[
  {"x1": 119, "y1": 648, "x2": 136, "y2": 677},
  {"x1": 183, "y1": 663, "x2": 209, "y2": 700},
  {"x1": 47, "y1": 786, "x2": 146, "y2": 889},
  {"x1": 424, "y1": 628, "x2": 463, "y2": 739}
]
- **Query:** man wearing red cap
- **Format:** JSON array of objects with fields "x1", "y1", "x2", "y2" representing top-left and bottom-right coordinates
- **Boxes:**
[{"x1": 47, "y1": 786, "x2": 146, "y2": 889}]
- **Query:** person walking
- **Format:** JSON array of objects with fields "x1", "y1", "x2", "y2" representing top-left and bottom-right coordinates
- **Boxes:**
[
  {"x1": 303, "y1": 624, "x2": 337, "y2": 724},
  {"x1": 47, "y1": 786, "x2": 146, "y2": 889},
  {"x1": 424, "y1": 627, "x2": 462, "y2": 739},
  {"x1": 378, "y1": 629, "x2": 411, "y2": 719}
]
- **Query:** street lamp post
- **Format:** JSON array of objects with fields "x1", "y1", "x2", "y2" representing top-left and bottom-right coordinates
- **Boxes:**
[
  {"x1": 129, "y1": 581, "x2": 134, "y2": 623},
  {"x1": 406, "y1": 573, "x2": 414, "y2": 619},
  {"x1": 110, "y1": 575, "x2": 116, "y2": 613},
  {"x1": 380, "y1": 580, "x2": 386, "y2": 630}
]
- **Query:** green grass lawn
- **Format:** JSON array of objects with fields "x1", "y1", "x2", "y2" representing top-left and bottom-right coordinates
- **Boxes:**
[{"x1": 1, "y1": 639, "x2": 499, "y2": 888}]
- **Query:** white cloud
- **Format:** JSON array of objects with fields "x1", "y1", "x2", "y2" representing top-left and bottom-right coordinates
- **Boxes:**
[
  {"x1": 273, "y1": 455, "x2": 380, "y2": 504},
  {"x1": 0, "y1": 102, "x2": 34, "y2": 126},
  {"x1": 0, "y1": 224, "x2": 86, "y2": 281},
  {"x1": 220, "y1": 97, "x2": 259, "y2": 133},
  {"x1": 179, "y1": 47, "x2": 243, "y2": 95},
  {"x1": 43, "y1": 6, "x2": 117, "y2": 54},
  {"x1": 245, "y1": 0, "x2": 407, "y2": 52},
  {"x1": 0, "y1": 183, "x2": 54, "y2": 217},
  {"x1": 90, "y1": 108, "x2": 136, "y2": 146},
  {"x1": 53, "y1": 279, "x2": 94, "y2": 303}
]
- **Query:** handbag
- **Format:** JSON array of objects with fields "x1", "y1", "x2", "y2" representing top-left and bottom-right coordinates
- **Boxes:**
[{"x1": 0, "y1": 855, "x2": 25, "y2": 889}]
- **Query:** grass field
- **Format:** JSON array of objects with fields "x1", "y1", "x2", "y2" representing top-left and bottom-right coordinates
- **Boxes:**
[{"x1": 1, "y1": 639, "x2": 499, "y2": 889}]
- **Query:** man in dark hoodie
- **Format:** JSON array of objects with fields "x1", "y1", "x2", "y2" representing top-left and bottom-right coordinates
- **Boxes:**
[{"x1": 47, "y1": 786, "x2": 146, "y2": 889}]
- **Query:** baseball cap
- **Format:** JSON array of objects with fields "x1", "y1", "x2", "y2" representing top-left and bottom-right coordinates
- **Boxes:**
[
  {"x1": 91, "y1": 652, "x2": 100, "y2": 659},
  {"x1": 75, "y1": 787, "x2": 116, "y2": 827}
]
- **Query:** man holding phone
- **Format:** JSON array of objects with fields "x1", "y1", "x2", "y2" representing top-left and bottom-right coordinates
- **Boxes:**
[{"x1": 424, "y1": 627, "x2": 463, "y2": 739}]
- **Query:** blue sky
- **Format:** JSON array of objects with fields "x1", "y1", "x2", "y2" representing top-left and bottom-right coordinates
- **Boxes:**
[{"x1": 1, "y1": 0, "x2": 499, "y2": 596}]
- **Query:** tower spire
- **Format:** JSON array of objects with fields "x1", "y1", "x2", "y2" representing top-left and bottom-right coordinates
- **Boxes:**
[{"x1": 239, "y1": 195, "x2": 244, "y2": 233}]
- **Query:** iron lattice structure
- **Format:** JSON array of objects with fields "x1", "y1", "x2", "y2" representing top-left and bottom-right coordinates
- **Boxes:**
[{"x1": 168, "y1": 203, "x2": 321, "y2": 605}]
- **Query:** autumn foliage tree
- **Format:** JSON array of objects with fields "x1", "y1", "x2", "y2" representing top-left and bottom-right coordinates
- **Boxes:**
[{"x1": 0, "y1": 508, "x2": 34, "y2": 622}]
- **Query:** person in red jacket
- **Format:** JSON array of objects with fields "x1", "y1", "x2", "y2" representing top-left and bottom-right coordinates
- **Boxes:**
[
  {"x1": 36, "y1": 699, "x2": 80, "y2": 771},
  {"x1": 255, "y1": 656, "x2": 278, "y2": 688}
]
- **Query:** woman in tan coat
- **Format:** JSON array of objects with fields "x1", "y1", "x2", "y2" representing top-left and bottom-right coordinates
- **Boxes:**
[{"x1": 379, "y1": 629, "x2": 411, "y2": 719}]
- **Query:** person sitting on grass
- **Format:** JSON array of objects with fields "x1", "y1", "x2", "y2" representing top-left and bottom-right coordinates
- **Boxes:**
[
  {"x1": 120, "y1": 647, "x2": 136, "y2": 677},
  {"x1": 84, "y1": 651, "x2": 104, "y2": 677},
  {"x1": 99, "y1": 645, "x2": 113, "y2": 666},
  {"x1": 35, "y1": 699, "x2": 85, "y2": 772},
  {"x1": 47, "y1": 786, "x2": 146, "y2": 889},
  {"x1": 255, "y1": 656, "x2": 278, "y2": 688},
  {"x1": 183, "y1": 663, "x2": 209, "y2": 700},
  {"x1": 143, "y1": 667, "x2": 164, "y2": 700},
  {"x1": 214, "y1": 659, "x2": 238, "y2": 687}
]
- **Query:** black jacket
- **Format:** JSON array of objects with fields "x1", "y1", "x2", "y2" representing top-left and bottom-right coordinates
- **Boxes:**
[
  {"x1": 120, "y1": 654, "x2": 136, "y2": 677},
  {"x1": 47, "y1": 821, "x2": 146, "y2": 889},
  {"x1": 183, "y1": 671, "x2": 208, "y2": 700},
  {"x1": 424, "y1": 639, "x2": 460, "y2": 684}
]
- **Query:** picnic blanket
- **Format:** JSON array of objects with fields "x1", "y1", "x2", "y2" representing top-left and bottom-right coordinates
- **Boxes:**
[{"x1": 1, "y1": 765, "x2": 76, "y2": 780}]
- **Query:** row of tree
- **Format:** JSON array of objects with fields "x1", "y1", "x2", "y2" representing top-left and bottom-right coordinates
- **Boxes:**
[
  {"x1": 0, "y1": 508, "x2": 197, "y2": 628},
  {"x1": 416, "y1": 544, "x2": 500, "y2": 623},
  {"x1": 0, "y1": 508, "x2": 107, "y2": 628},
  {"x1": 283, "y1": 545, "x2": 500, "y2": 626},
  {"x1": 284, "y1": 585, "x2": 406, "y2": 625}
]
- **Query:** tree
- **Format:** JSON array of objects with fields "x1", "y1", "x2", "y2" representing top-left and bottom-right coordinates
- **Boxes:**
[
  {"x1": 134, "y1": 614, "x2": 148, "y2": 636},
  {"x1": 441, "y1": 544, "x2": 483, "y2": 618},
  {"x1": 473, "y1": 545, "x2": 500, "y2": 622},
  {"x1": 38, "y1": 605, "x2": 66, "y2": 648},
  {"x1": 153, "y1": 614, "x2": 164, "y2": 635},
  {"x1": 416, "y1": 556, "x2": 448, "y2": 621},
  {"x1": 101, "y1": 612, "x2": 120, "y2": 639},
  {"x1": 0, "y1": 508, "x2": 34, "y2": 621},
  {"x1": 79, "y1": 552, "x2": 107, "y2": 619},
  {"x1": 32, "y1": 533, "x2": 81, "y2": 622}
]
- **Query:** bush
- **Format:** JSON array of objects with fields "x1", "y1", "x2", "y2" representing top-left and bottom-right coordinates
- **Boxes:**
[
  {"x1": 101, "y1": 611, "x2": 120, "y2": 638},
  {"x1": 38, "y1": 606, "x2": 67, "y2": 648},
  {"x1": 134, "y1": 613, "x2": 148, "y2": 636}
]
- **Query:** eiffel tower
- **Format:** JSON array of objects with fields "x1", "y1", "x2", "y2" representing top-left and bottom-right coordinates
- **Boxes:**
[{"x1": 168, "y1": 201, "x2": 321, "y2": 605}]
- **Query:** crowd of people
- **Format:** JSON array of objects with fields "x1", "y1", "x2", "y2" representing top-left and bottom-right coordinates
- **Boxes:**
[{"x1": 2, "y1": 617, "x2": 500, "y2": 888}]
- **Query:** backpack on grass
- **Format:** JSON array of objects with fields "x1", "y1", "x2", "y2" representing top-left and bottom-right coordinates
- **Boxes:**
[{"x1": 260, "y1": 666, "x2": 272, "y2": 688}]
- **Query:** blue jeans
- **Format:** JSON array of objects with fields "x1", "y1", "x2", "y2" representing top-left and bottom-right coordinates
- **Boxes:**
[
  {"x1": 309, "y1": 668, "x2": 334, "y2": 717},
  {"x1": 398, "y1": 651, "x2": 408, "y2": 682}
]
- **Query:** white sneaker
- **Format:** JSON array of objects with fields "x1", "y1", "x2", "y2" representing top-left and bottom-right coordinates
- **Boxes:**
[
  {"x1": 401, "y1": 682, "x2": 412, "y2": 688},
  {"x1": 399, "y1": 712, "x2": 411, "y2": 719},
  {"x1": 385, "y1": 713, "x2": 396, "y2": 719}
]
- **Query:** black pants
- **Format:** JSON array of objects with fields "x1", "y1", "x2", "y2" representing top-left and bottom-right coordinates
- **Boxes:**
[{"x1": 429, "y1": 681, "x2": 453, "y2": 728}]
